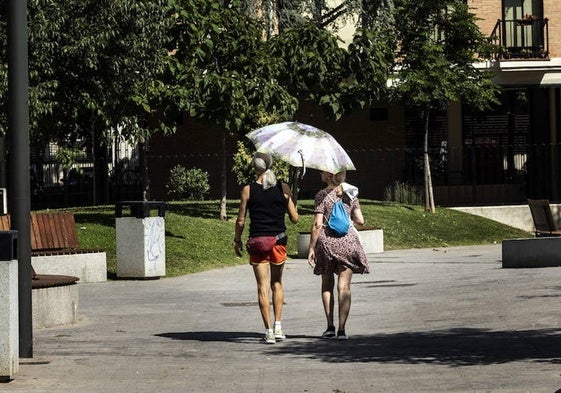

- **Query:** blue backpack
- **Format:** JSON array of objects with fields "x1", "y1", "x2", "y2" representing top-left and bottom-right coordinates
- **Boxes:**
[{"x1": 328, "y1": 197, "x2": 350, "y2": 236}]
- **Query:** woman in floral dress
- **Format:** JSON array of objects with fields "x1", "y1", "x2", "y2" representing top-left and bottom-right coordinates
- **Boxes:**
[{"x1": 307, "y1": 170, "x2": 369, "y2": 340}]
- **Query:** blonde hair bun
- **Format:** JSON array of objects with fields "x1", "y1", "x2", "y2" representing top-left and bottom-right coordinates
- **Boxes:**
[{"x1": 332, "y1": 170, "x2": 346, "y2": 186}]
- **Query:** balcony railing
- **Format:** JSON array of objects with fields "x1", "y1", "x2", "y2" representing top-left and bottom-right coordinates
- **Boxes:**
[{"x1": 490, "y1": 17, "x2": 549, "y2": 60}]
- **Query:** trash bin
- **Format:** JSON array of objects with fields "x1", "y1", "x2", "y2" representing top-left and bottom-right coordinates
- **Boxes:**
[
  {"x1": 115, "y1": 201, "x2": 166, "y2": 279},
  {"x1": 0, "y1": 230, "x2": 18, "y2": 381}
]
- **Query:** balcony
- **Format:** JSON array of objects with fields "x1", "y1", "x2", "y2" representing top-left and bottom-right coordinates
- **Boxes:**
[{"x1": 491, "y1": 17, "x2": 549, "y2": 60}]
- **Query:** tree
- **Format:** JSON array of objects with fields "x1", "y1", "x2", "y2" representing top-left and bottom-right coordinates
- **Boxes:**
[
  {"x1": 0, "y1": 0, "x2": 172, "y2": 202},
  {"x1": 146, "y1": 0, "x2": 298, "y2": 219},
  {"x1": 1, "y1": 0, "x2": 393, "y2": 214},
  {"x1": 392, "y1": 0, "x2": 499, "y2": 212},
  {"x1": 252, "y1": 2, "x2": 394, "y2": 197},
  {"x1": 1, "y1": 0, "x2": 171, "y2": 142}
]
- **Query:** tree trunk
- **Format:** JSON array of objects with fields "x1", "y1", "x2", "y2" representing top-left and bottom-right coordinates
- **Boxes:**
[
  {"x1": 423, "y1": 110, "x2": 435, "y2": 213},
  {"x1": 313, "y1": 0, "x2": 324, "y2": 23},
  {"x1": 219, "y1": 129, "x2": 228, "y2": 220},
  {"x1": 265, "y1": 0, "x2": 274, "y2": 39}
]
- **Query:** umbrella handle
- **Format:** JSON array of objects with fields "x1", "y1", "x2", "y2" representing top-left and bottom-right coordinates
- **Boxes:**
[{"x1": 298, "y1": 150, "x2": 306, "y2": 179}]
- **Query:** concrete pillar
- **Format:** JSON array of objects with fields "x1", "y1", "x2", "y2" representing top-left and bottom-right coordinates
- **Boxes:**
[
  {"x1": 549, "y1": 87, "x2": 559, "y2": 200},
  {"x1": 0, "y1": 231, "x2": 18, "y2": 381}
]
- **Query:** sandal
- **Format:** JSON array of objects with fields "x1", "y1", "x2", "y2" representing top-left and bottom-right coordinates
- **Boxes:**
[{"x1": 321, "y1": 326, "x2": 336, "y2": 338}]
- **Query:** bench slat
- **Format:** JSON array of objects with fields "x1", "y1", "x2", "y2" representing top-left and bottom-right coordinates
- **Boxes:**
[
  {"x1": 31, "y1": 213, "x2": 45, "y2": 249},
  {"x1": 63, "y1": 213, "x2": 80, "y2": 248},
  {"x1": 37, "y1": 214, "x2": 49, "y2": 249},
  {"x1": 0, "y1": 215, "x2": 9, "y2": 231},
  {"x1": 43, "y1": 213, "x2": 60, "y2": 249}
]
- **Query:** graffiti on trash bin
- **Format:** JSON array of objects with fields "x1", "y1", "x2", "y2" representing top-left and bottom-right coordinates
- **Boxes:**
[{"x1": 144, "y1": 218, "x2": 165, "y2": 264}]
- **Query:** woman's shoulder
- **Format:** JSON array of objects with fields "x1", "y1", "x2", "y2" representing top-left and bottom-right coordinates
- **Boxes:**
[
  {"x1": 314, "y1": 188, "x2": 329, "y2": 197},
  {"x1": 314, "y1": 187, "x2": 332, "y2": 202},
  {"x1": 280, "y1": 181, "x2": 291, "y2": 193}
]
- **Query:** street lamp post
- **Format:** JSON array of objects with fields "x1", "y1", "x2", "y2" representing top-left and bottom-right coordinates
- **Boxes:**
[{"x1": 7, "y1": 0, "x2": 33, "y2": 358}]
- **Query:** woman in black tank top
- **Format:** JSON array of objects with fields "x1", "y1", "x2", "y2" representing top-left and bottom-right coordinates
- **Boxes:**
[{"x1": 233, "y1": 152, "x2": 299, "y2": 344}]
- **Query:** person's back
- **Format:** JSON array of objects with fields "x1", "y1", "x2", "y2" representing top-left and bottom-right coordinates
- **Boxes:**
[{"x1": 248, "y1": 181, "x2": 287, "y2": 237}]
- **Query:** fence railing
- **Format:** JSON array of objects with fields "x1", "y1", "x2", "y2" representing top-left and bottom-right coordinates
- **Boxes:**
[
  {"x1": 345, "y1": 143, "x2": 556, "y2": 206},
  {"x1": 490, "y1": 17, "x2": 549, "y2": 60},
  {"x1": 2, "y1": 143, "x2": 561, "y2": 209}
]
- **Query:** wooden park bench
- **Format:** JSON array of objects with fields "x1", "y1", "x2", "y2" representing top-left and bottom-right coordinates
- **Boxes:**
[
  {"x1": 0, "y1": 212, "x2": 82, "y2": 286},
  {"x1": 502, "y1": 199, "x2": 561, "y2": 268},
  {"x1": 0, "y1": 211, "x2": 80, "y2": 254},
  {"x1": 0, "y1": 211, "x2": 106, "y2": 283},
  {"x1": 0, "y1": 211, "x2": 107, "y2": 328},
  {"x1": 527, "y1": 199, "x2": 561, "y2": 237},
  {"x1": 0, "y1": 212, "x2": 84, "y2": 328}
]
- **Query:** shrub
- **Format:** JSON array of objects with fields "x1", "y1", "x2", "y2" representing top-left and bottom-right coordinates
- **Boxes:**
[
  {"x1": 231, "y1": 141, "x2": 255, "y2": 187},
  {"x1": 231, "y1": 140, "x2": 291, "y2": 186},
  {"x1": 166, "y1": 165, "x2": 210, "y2": 201},
  {"x1": 383, "y1": 181, "x2": 422, "y2": 205}
]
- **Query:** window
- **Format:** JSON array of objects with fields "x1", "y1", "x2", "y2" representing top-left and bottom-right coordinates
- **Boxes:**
[
  {"x1": 502, "y1": 0, "x2": 545, "y2": 58},
  {"x1": 503, "y1": 0, "x2": 543, "y2": 20}
]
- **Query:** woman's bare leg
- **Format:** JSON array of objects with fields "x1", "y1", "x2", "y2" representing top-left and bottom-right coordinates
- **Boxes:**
[
  {"x1": 337, "y1": 268, "x2": 353, "y2": 332},
  {"x1": 253, "y1": 263, "x2": 271, "y2": 329},
  {"x1": 270, "y1": 262, "x2": 285, "y2": 322},
  {"x1": 321, "y1": 273, "x2": 335, "y2": 328}
]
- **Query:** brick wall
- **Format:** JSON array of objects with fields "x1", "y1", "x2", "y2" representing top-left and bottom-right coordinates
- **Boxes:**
[
  {"x1": 545, "y1": 1, "x2": 561, "y2": 57},
  {"x1": 467, "y1": 0, "x2": 502, "y2": 40}
]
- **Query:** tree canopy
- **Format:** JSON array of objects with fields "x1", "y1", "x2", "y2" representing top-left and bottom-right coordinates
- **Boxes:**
[
  {"x1": 392, "y1": 0, "x2": 498, "y2": 112},
  {"x1": 0, "y1": 0, "x2": 171, "y2": 147},
  {"x1": 3, "y1": 0, "x2": 487, "y2": 214},
  {"x1": 391, "y1": 0, "x2": 500, "y2": 211},
  {"x1": 144, "y1": 0, "x2": 298, "y2": 135},
  {"x1": 1, "y1": 0, "x2": 395, "y2": 145}
]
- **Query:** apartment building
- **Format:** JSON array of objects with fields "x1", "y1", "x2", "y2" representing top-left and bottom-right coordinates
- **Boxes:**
[{"x1": 460, "y1": 0, "x2": 561, "y2": 202}]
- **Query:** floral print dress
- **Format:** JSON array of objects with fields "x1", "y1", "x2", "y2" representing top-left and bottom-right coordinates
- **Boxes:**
[{"x1": 312, "y1": 187, "x2": 370, "y2": 275}]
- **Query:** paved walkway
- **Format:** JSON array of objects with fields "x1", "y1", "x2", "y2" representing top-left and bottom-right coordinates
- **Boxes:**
[{"x1": 4, "y1": 245, "x2": 561, "y2": 393}]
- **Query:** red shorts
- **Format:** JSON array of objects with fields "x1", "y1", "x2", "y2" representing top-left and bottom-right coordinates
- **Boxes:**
[{"x1": 249, "y1": 244, "x2": 287, "y2": 265}]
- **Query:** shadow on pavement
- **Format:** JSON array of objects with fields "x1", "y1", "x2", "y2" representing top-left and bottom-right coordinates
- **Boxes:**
[
  {"x1": 158, "y1": 327, "x2": 561, "y2": 366},
  {"x1": 270, "y1": 327, "x2": 561, "y2": 366},
  {"x1": 156, "y1": 331, "x2": 261, "y2": 343}
]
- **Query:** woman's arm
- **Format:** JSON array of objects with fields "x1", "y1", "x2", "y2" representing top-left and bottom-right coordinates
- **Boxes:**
[
  {"x1": 351, "y1": 207, "x2": 365, "y2": 227},
  {"x1": 233, "y1": 185, "x2": 249, "y2": 257},
  {"x1": 282, "y1": 183, "x2": 299, "y2": 223},
  {"x1": 307, "y1": 213, "x2": 324, "y2": 267},
  {"x1": 350, "y1": 197, "x2": 365, "y2": 226}
]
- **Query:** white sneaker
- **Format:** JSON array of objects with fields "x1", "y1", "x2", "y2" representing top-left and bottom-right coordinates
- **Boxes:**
[
  {"x1": 263, "y1": 330, "x2": 276, "y2": 344},
  {"x1": 274, "y1": 327, "x2": 286, "y2": 340}
]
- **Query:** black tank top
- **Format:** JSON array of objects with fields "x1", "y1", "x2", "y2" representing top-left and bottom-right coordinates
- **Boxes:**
[{"x1": 248, "y1": 181, "x2": 288, "y2": 241}]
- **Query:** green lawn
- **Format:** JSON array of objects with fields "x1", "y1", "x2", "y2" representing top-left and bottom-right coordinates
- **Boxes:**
[{"x1": 69, "y1": 200, "x2": 531, "y2": 277}]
